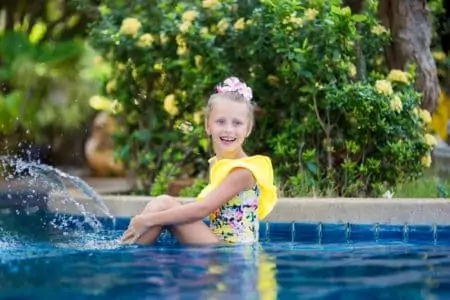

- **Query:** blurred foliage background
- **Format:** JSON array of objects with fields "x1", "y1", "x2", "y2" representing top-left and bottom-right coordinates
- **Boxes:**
[{"x1": 1, "y1": 0, "x2": 450, "y2": 198}]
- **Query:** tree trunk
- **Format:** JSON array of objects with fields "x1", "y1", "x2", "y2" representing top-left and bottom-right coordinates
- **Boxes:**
[
  {"x1": 344, "y1": 0, "x2": 365, "y2": 14},
  {"x1": 378, "y1": 0, "x2": 439, "y2": 113}
]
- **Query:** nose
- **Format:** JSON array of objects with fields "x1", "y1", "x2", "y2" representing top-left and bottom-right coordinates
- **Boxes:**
[{"x1": 224, "y1": 123, "x2": 233, "y2": 133}]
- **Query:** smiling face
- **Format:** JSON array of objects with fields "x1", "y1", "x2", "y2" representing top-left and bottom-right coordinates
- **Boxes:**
[{"x1": 205, "y1": 96, "x2": 252, "y2": 159}]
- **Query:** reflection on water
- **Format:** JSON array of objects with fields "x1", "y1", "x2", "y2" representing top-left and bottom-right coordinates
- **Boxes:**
[
  {"x1": 2, "y1": 214, "x2": 450, "y2": 299},
  {"x1": 2, "y1": 220, "x2": 450, "y2": 299},
  {"x1": 0, "y1": 230, "x2": 278, "y2": 299}
]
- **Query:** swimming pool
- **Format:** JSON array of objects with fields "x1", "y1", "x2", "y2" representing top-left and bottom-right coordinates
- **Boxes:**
[{"x1": 1, "y1": 210, "x2": 450, "y2": 299}]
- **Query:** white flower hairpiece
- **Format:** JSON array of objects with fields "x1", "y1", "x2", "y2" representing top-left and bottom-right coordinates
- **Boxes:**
[{"x1": 216, "y1": 76, "x2": 253, "y2": 101}]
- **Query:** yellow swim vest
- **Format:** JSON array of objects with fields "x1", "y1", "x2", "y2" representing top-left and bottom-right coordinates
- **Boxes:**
[{"x1": 196, "y1": 155, "x2": 278, "y2": 220}]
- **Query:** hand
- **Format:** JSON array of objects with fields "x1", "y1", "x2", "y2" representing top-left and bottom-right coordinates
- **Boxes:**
[{"x1": 120, "y1": 214, "x2": 152, "y2": 244}]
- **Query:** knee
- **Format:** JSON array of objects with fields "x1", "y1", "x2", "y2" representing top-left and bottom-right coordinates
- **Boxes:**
[{"x1": 143, "y1": 195, "x2": 181, "y2": 212}]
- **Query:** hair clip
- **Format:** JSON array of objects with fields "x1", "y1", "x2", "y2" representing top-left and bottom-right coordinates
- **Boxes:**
[{"x1": 216, "y1": 76, "x2": 253, "y2": 101}]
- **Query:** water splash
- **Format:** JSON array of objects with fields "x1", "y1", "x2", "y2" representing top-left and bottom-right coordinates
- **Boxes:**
[{"x1": 0, "y1": 155, "x2": 115, "y2": 231}]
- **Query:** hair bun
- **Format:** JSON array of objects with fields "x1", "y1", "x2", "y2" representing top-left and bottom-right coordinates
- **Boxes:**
[{"x1": 216, "y1": 76, "x2": 253, "y2": 101}]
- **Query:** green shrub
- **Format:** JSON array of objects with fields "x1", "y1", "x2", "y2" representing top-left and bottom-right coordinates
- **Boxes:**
[
  {"x1": 88, "y1": 0, "x2": 435, "y2": 196},
  {"x1": 0, "y1": 32, "x2": 102, "y2": 146}
]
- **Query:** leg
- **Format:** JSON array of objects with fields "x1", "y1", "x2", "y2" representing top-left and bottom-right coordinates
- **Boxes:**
[
  {"x1": 129, "y1": 195, "x2": 173, "y2": 245},
  {"x1": 130, "y1": 195, "x2": 220, "y2": 245}
]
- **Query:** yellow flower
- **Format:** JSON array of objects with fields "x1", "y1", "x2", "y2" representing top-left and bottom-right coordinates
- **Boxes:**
[
  {"x1": 389, "y1": 95, "x2": 402, "y2": 113},
  {"x1": 179, "y1": 21, "x2": 192, "y2": 33},
  {"x1": 160, "y1": 33, "x2": 169, "y2": 44},
  {"x1": 217, "y1": 19, "x2": 229, "y2": 35},
  {"x1": 348, "y1": 63, "x2": 356, "y2": 77},
  {"x1": 433, "y1": 51, "x2": 446, "y2": 61},
  {"x1": 153, "y1": 62, "x2": 163, "y2": 72},
  {"x1": 193, "y1": 111, "x2": 203, "y2": 124},
  {"x1": 424, "y1": 133, "x2": 437, "y2": 147},
  {"x1": 194, "y1": 55, "x2": 202, "y2": 68},
  {"x1": 200, "y1": 27, "x2": 209, "y2": 37},
  {"x1": 202, "y1": 0, "x2": 220, "y2": 9},
  {"x1": 286, "y1": 15, "x2": 304, "y2": 28},
  {"x1": 177, "y1": 44, "x2": 188, "y2": 56},
  {"x1": 106, "y1": 80, "x2": 117, "y2": 94},
  {"x1": 182, "y1": 10, "x2": 198, "y2": 22},
  {"x1": 421, "y1": 153, "x2": 432, "y2": 168},
  {"x1": 234, "y1": 18, "x2": 245, "y2": 30},
  {"x1": 312, "y1": 80, "x2": 325, "y2": 90},
  {"x1": 387, "y1": 69, "x2": 409, "y2": 84},
  {"x1": 371, "y1": 24, "x2": 387, "y2": 35},
  {"x1": 132, "y1": 69, "x2": 138, "y2": 80},
  {"x1": 164, "y1": 94, "x2": 178, "y2": 116},
  {"x1": 246, "y1": 19, "x2": 254, "y2": 26},
  {"x1": 419, "y1": 109, "x2": 432, "y2": 124},
  {"x1": 137, "y1": 33, "x2": 154, "y2": 47},
  {"x1": 304, "y1": 8, "x2": 319, "y2": 21},
  {"x1": 176, "y1": 34, "x2": 185, "y2": 46},
  {"x1": 176, "y1": 121, "x2": 194, "y2": 134},
  {"x1": 375, "y1": 79, "x2": 393, "y2": 96},
  {"x1": 119, "y1": 17, "x2": 141, "y2": 37}
]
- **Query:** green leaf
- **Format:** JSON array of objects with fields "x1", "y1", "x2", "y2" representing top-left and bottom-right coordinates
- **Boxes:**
[
  {"x1": 132, "y1": 129, "x2": 151, "y2": 141},
  {"x1": 352, "y1": 14, "x2": 367, "y2": 22},
  {"x1": 306, "y1": 161, "x2": 318, "y2": 175}
]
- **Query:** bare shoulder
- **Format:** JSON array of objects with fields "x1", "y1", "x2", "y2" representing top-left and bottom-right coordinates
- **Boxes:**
[{"x1": 222, "y1": 167, "x2": 256, "y2": 190}]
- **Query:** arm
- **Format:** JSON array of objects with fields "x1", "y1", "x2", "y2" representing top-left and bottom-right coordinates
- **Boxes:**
[{"x1": 143, "y1": 167, "x2": 256, "y2": 227}]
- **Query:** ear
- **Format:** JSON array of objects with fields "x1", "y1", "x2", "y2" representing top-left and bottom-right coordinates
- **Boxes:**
[{"x1": 205, "y1": 121, "x2": 211, "y2": 136}]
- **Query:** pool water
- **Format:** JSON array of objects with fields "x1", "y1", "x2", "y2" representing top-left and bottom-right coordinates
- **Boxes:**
[{"x1": 1, "y1": 212, "x2": 450, "y2": 299}]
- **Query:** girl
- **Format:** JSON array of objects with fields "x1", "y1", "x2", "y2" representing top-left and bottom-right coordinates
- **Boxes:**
[{"x1": 120, "y1": 77, "x2": 278, "y2": 245}]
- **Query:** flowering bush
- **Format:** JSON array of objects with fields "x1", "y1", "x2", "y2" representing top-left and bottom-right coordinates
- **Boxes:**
[{"x1": 88, "y1": 0, "x2": 435, "y2": 196}]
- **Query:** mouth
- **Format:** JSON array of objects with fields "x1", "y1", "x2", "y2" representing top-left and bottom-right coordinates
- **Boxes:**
[{"x1": 219, "y1": 136, "x2": 236, "y2": 144}]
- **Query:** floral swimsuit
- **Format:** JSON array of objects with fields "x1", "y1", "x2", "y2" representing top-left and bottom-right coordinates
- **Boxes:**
[
  {"x1": 196, "y1": 155, "x2": 278, "y2": 244},
  {"x1": 209, "y1": 185, "x2": 260, "y2": 243}
]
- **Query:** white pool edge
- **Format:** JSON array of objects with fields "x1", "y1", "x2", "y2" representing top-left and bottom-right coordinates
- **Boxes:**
[{"x1": 47, "y1": 192, "x2": 450, "y2": 225}]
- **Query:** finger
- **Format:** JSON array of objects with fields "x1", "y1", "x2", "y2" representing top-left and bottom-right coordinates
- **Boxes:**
[
  {"x1": 120, "y1": 230, "x2": 135, "y2": 243},
  {"x1": 121, "y1": 236, "x2": 135, "y2": 244}
]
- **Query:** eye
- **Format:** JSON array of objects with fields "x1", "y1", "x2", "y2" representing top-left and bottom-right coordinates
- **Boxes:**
[
  {"x1": 215, "y1": 119, "x2": 225, "y2": 124},
  {"x1": 233, "y1": 120, "x2": 243, "y2": 126}
]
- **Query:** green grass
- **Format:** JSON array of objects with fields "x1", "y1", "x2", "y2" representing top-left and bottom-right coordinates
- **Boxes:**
[{"x1": 393, "y1": 172, "x2": 450, "y2": 198}]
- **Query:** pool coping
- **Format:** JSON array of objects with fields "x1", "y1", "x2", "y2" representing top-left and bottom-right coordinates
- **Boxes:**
[{"x1": 47, "y1": 191, "x2": 450, "y2": 225}]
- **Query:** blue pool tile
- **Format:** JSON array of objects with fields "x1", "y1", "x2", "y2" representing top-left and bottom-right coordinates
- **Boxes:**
[
  {"x1": 321, "y1": 223, "x2": 348, "y2": 244},
  {"x1": 377, "y1": 224, "x2": 404, "y2": 241},
  {"x1": 294, "y1": 223, "x2": 319, "y2": 243},
  {"x1": 111, "y1": 217, "x2": 129, "y2": 230},
  {"x1": 258, "y1": 222, "x2": 269, "y2": 241},
  {"x1": 267, "y1": 222, "x2": 292, "y2": 242},
  {"x1": 436, "y1": 225, "x2": 450, "y2": 244},
  {"x1": 348, "y1": 224, "x2": 376, "y2": 242},
  {"x1": 408, "y1": 225, "x2": 434, "y2": 243}
]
